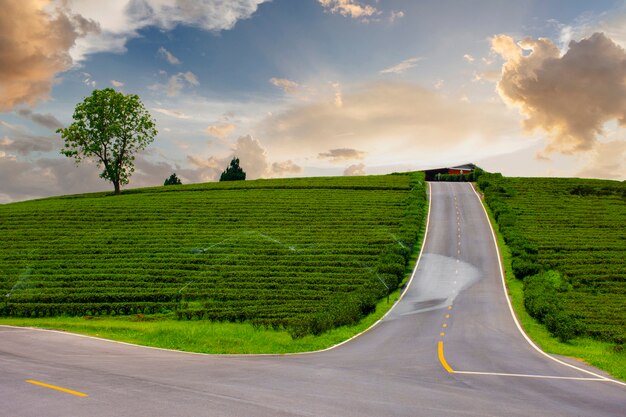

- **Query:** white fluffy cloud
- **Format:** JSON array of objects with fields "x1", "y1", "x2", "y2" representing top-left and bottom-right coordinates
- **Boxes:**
[
  {"x1": 492, "y1": 32, "x2": 626, "y2": 155},
  {"x1": 0, "y1": 0, "x2": 268, "y2": 111},
  {"x1": 318, "y1": 0, "x2": 379, "y2": 21},
  {"x1": 66, "y1": 0, "x2": 270, "y2": 62}
]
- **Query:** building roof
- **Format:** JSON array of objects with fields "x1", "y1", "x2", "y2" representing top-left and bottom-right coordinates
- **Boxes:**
[{"x1": 449, "y1": 163, "x2": 477, "y2": 171}]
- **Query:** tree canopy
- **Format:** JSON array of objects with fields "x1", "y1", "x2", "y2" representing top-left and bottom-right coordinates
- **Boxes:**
[
  {"x1": 57, "y1": 88, "x2": 157, "y2": 195},
  {"x1": 164, "y1": 173, "x2": 182, "y2": 186},
  {"x1": 220, "y1": 157, "x2": 246, "y2": 181}
]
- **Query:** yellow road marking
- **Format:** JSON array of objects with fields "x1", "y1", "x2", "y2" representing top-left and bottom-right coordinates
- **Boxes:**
[
  {"x1": 442, "y1": 323, "x2": 448, "y2": 328},
  {"x1": 438, "y1": 341, "x2": 454, "y2": 373},
  {"x1": 445, "y1": 314, "x2": 450, "y2": 319},
  {"x1": 457, "y1": 249, "x2": 460, "y2": 254},
  {"x1": 448, "y1": 305, "x2": 452, "y2": 310},
  {"x1": 25, "y1": 380, "x2": 88, "y2": 397},
  {"x1": 440, "y1": 332, "x2": 445, "y2": 336}
]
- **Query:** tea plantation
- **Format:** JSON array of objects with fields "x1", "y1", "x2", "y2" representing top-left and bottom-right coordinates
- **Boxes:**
[
  {"x1": 478, "y1": 174, "x2": 625, "y2": 343},
  {"x1": 0, "y1": 173, "x2": 426, "y2": 337}
]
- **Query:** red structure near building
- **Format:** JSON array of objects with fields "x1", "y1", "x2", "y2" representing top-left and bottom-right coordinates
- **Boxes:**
[
  {"x1": 425, "y1": 163, "x2": 477, "y2": 181},
  {"x1": 448, "y1": 164, "x2": 475, "y2": 175}
]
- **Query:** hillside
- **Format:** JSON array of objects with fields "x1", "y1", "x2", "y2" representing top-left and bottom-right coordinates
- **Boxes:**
[
  {"x1": 0, "y1": 173, "x2": 426, "y2": 337},
  {"x1": 478, "y1": 175, "x2": 625, "y2": 344}
]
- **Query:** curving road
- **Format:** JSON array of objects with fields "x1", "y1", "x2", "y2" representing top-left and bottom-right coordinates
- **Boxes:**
[{"x1": 1, "y1": 182, "x2": 624, "y2": 416}]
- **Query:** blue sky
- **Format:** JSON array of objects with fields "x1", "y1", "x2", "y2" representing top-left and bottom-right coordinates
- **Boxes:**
[{"x1": 1, "y1": 0, "x2": 625, "y2": 202}]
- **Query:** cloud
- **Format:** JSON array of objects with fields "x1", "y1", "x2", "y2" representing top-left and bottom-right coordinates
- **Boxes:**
[
  {"x1": 0, "y1": 152, "x2": 186, "y2": 203},
  {"x1": 492, "y1": 32, "x2": 626, "y2": 154},
  {"x1": 182, "y1": 72, "x2": 199, "y2": 85},
  {"x1": 0, "y1": 133, "x2": 56, "y2": 155},
  {"x1": 0, "y1": 155, "x2": 108, "y2": 202},
  {"x1": 188, "y1": 135, "x2": 302, "y2": 181},
  {"x1": 344, "y1": 163, "x2": 366, "y2": 176},
  {"x1": 0, "y1": 0, "x2": 99, "y2": 111},
  {"x1": 111, "y1": 80, "x2": 124, "y2": 88},
  {"x1": 82, "y1": 72, "x2": 96, "y2": 87},
  {"x1": 472, "y1": 70, "x2": 500, "y2": 82},
  {"x1": 318, "y1": 0, "x2": 379, "y2": 21},
  {"x1": 271, "y1": 160, "x2": 303, "y2": 176},
  {"x1": 380, "y1": 57, "x2": 422, "y2": 74},
  {"x1": 270, "y1": 78, "x2": 300, "y2": 95},
  {"x1": 389, "y1": 11, "x2": 405, "y2": 23},
  {"x1": 553, "y1": 9, "x2": 626, "y2": 49},
  {"x1": 151, "y1": 71, "x2": 200, "y2": 97},
  {"x1": 0, "y1": 133, "x2": 301, "y2": 203},
  {"x1": 153, "y1": 107, "x2": 192, "y2": 119},
  {"x1": 158, "y1": 46, "x2": 181, "y2": 65},
  {"x1": 577, "y1": 140, "x2": 626, "y2": 180},
  {"x1": 16, "y1": 109, "x2": 63, "y2": 130},
  {"x1": 67, "y1": 0, "x2": 270, "y2": 62},
  {"x1": 463, "y1": 54, "x2": 475, "y2": 62},
  {"x1": 332, "y1": 82, "x2": 343, "y2": 107},
  {"x1": 259, "y1": 81, "x2": 519, "y2": 165},
  {"x1": 206, "y1": 123, "x2": 235, "y2": 139},
  {"x1": 318, "y1": 148, "x2": 366, "y2": 162}
]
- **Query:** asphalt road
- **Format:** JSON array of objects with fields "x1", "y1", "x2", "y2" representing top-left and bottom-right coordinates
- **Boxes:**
[{"x1": 1, "y1": 182, "x2": 624, "y2": 417}]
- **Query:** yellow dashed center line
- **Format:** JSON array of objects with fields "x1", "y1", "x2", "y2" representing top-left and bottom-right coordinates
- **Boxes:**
[
  {"x1": 445, "y1": 314, "x2": 450, "y2": 319},
  {"x1": 442, "y1": 323, "x2": 448, "y2": 328}
]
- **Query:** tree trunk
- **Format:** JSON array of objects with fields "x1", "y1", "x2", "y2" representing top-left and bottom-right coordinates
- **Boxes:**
[{"x1": 113, "y1": 180, "x2": 121, "y2": 195}]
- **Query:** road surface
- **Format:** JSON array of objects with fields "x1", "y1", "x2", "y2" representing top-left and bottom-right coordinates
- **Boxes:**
[{"x1": 1, "y1": 182, "x2": 624, "y2": 416}]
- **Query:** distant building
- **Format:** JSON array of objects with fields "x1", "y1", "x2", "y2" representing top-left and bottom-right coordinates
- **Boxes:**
[
  {"x1": 447, "y1": 163, "x2": 477, "y2": 175},
  {"x1": 424, "y1": 163, "x2": 477, "y2": 181}
]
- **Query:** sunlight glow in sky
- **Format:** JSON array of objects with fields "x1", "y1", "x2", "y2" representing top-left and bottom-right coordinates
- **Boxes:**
[{"x1": 1, "y1": 0, "x2": 625, "y2": 202}]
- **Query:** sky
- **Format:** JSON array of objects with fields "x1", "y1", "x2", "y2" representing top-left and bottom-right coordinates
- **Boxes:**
[{"x1": 1, "y1": 0, "x2": 625, "y2": 202}]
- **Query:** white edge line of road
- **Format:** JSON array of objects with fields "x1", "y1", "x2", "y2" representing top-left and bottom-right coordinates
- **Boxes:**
[
  {"x1": 0, "y1": 181, "x2": 434, "y2": 359},
  {"x1": 453, "y1": 371, "x2": 607, "y2": 381},
  {"x1": 469, "y1": 182, "x2": 626, "y2": 388}
]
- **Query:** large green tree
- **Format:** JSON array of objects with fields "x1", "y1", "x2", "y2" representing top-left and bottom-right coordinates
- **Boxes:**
[{"x1": 57, "y1": 88, "x2": 157, "y2": 195}]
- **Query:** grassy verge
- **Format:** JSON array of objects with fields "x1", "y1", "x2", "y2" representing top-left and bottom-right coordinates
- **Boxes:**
[
  {"x1": 0, "y1": 183, "x2": 429, "y2": 355},
  {"x1": 0, "y1": 288, "x2": 403, "y2": 354},
  {"x1": 476, "y1": 186, "x2": 625, "y2": 382}
]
